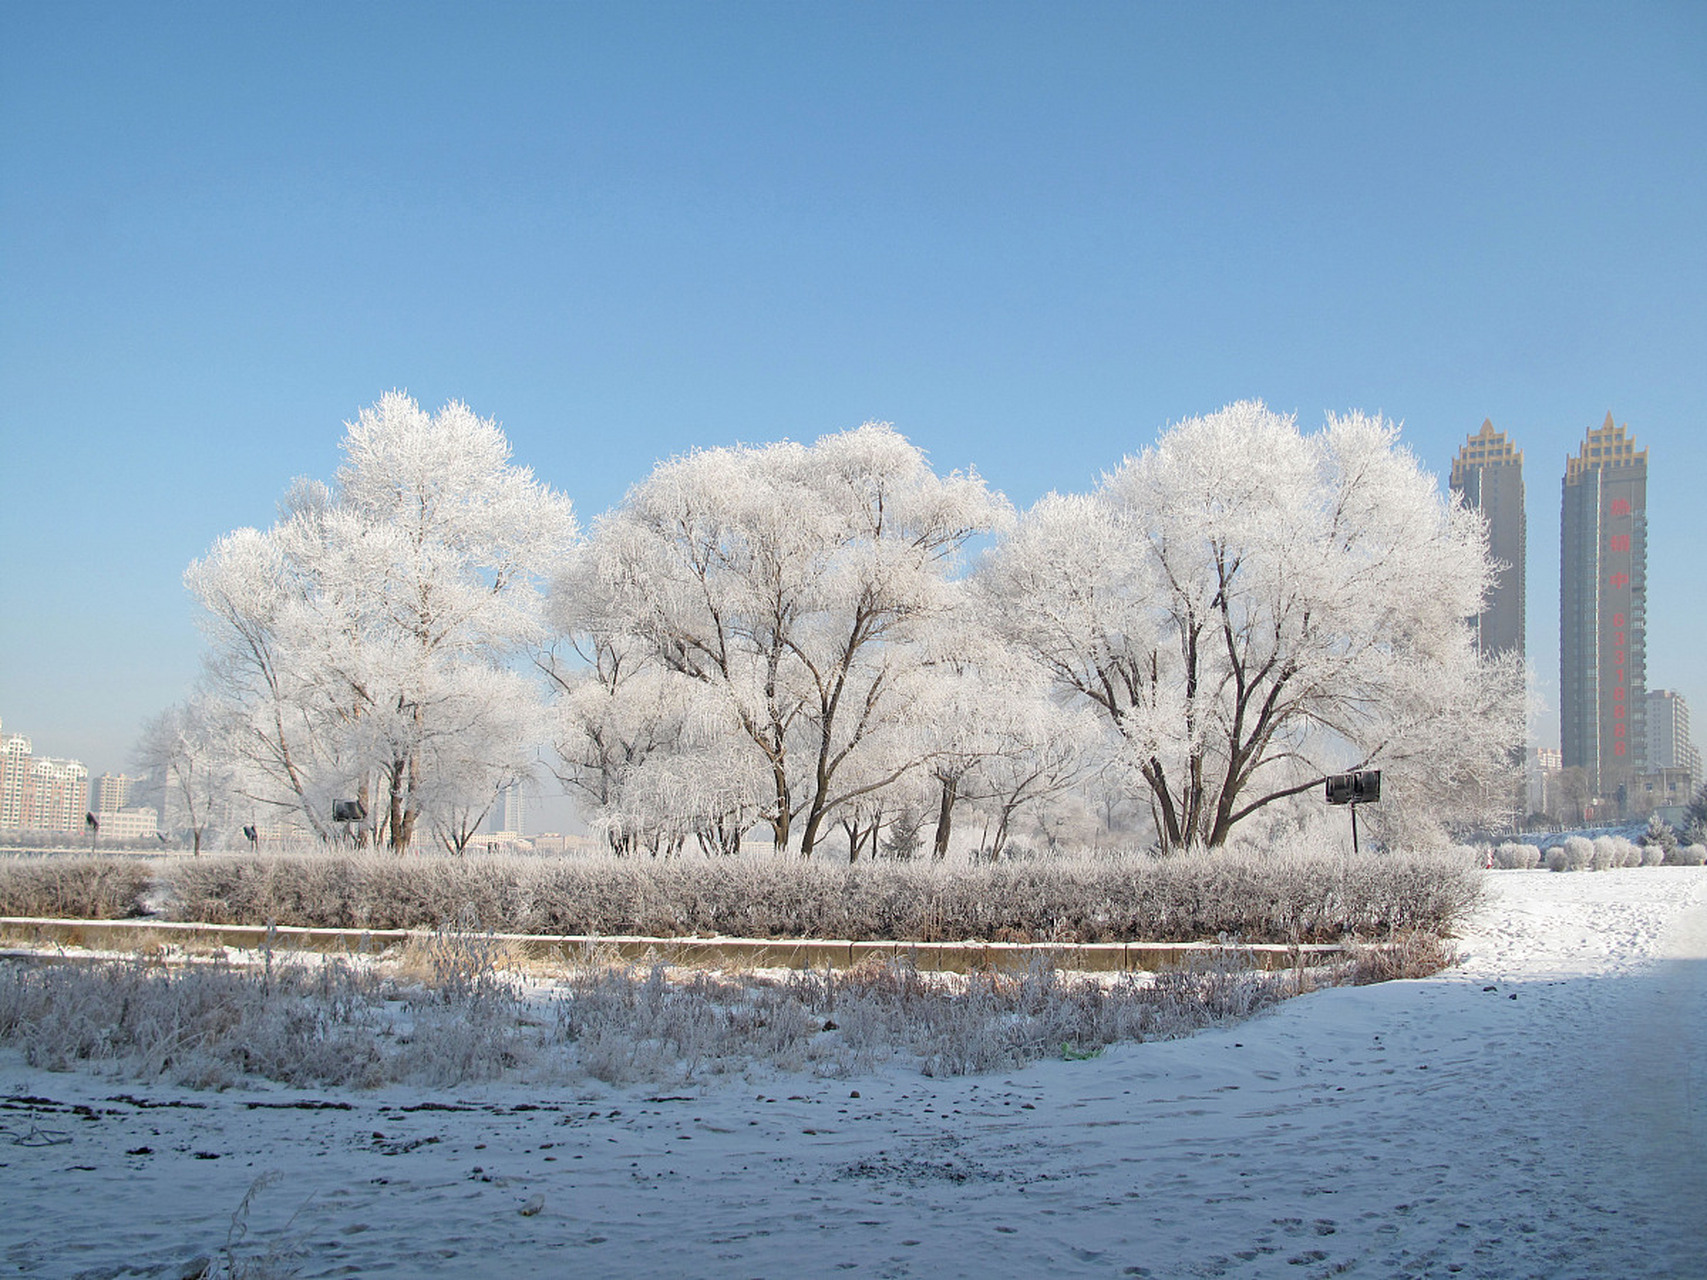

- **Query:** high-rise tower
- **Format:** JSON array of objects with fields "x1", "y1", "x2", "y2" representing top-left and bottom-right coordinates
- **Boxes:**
[
  {"x1": 502, "y1": 783, "x2": 527, "y2": 836},
  {"x1": 1560, "y1": 414, "x2": 1648, "y2": 801},
  {"x1": 1646, "y1": 690, "x2": 1701, "y2": 784},
  {"x1": 1450, "y1": 420, "x2": 1526, "y2": 657}
]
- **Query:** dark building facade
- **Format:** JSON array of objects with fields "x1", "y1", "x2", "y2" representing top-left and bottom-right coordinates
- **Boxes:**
[
  {"x1": 1560, "y1": 415, "x2": 1648, "y2": 802},
  {"x1": 1450, "y1": 420, "x2": 1526, "y2": 658}
]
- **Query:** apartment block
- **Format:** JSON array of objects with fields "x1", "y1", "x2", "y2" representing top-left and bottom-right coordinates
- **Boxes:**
[
  {"x1": 1645, "y1": 690, "x2": 1701, "y2": 786},
  {"x1": 0, "y1": 714, "x2": 91, "y2": 834}
]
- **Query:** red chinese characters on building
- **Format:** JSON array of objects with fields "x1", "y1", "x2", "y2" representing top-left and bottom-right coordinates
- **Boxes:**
[
  {"x1": 1601, "y1": 490, "x2": 1639, "y2": 763},
  {"x1": 1609, "y1": 609, "x2": 1629, "y2": 756}
]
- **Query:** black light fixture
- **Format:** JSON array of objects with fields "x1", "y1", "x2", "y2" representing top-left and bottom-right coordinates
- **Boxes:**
[{"x1": 1324, "y1": 770, "x2": 1381, "y2": 852}]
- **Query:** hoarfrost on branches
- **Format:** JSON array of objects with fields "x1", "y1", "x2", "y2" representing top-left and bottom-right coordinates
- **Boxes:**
[
  {"x1": 183, "y1": 394, "x2": 576, "y2": 848},
  {"x1": 979, "y1": 401, "x2": 1523, "y2": 851},
  {"x1": 562, "y1": 424, "x2": 1010, "y2": 855},
  {"x1": 161, "y1": 395, "x2": 1521, "y2": 857},
  {"x1": 134, "y1": 698, "x2": 230, "y2": 855}
]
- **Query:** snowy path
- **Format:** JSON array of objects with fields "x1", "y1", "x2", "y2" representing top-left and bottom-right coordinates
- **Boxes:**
[{"x1": 2, "y1": 868, "x2": 1704, "y2": 1279}]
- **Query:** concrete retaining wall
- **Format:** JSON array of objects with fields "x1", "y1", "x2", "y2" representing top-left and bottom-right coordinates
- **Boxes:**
[{"x1": 0, "y1": 916, "x2": 1348, "y2": 973}]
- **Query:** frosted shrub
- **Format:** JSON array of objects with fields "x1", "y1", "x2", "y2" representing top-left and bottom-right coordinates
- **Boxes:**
[
  {"x1": 1640, "y1": 845, "x2": 1665, "y2": 866},
  {"x1": 1492, "y1": 843, "x2": 1541, "y2": 870},
  {"x1": 1550, "y1": 837, "x2": 1594, "y2": 872},
  {"x1": 1642, "y1": 813, "x2": 1679, "y2": 852},
  {"x1": 1614, "y1": 838, "x2": 1642, "y2": 868},
  {"x1": 1590, "y1": 836, "x2": 1617, "y2": 871},
  {"x1": 1663, "y1": 844, "x2": 1707, "y2": 867},
  {"x1": 0, "y1": 856, "x2": 152, "y2": 919}
]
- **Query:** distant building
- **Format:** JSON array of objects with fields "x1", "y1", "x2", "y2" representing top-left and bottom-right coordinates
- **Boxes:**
[
  {"x1": 0, "y1": 715, "x2": 90, "y2": 834},
  {"x1": 1645, "y1": 690, "x2": 1701, "y2": 787},
  {"x1": 524, "y1": 832, "x2": 592, "y2": 856},
  {"x1": 502, "y1": 783, "x2": 527, "y2": 837},
  {"x1": 1451, "y1": 420, "x2": 1526, "y2": 657},
  {"x1": 97, "y1": 807, "x2": 159, "y2": 841},
  {"x1": 1627, "y1": 767, "x2": 1694, "y2": 817},
  {"x1": 0, "y1": 725, "x2": 30, "y2": 829},
  {"x1": 1524, "y1": 745, "x2": 1563, "y2": 820},
  {"x1": 1560, "y1": 415, "x2": 1647, "y2": 804},
  {"x1": 26, "y1": 756, "x2": 90, "y2": 833},
  {"x1": 93, "y1": 772, "x2": 138, "y2": 814}
]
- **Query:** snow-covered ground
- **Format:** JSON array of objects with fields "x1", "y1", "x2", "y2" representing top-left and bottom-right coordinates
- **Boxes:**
[{"x1": 3, "y1": 867, "x2": 1704, "y2": 1280}]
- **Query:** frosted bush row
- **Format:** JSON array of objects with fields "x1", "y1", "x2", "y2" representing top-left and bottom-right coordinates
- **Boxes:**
[
  {"x1": 1545, "y1": 835, "x2": 1707, "y2": 871},
  {"x1": 0, "y1": 845, "x2": 1483, "y2": 944},
  {"x1": 1480, "y1": 836, "x2": 1705, "y2": 871}
]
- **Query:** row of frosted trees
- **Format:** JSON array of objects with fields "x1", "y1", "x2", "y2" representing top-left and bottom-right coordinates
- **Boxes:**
[{"x1": 139, "y1": 393, "x2": 1523, "y2": 856}]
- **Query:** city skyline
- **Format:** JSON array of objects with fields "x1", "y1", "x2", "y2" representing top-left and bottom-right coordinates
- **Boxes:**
[{"x1": 3, "y1": 6, "x2": 1704, "y2": 786}]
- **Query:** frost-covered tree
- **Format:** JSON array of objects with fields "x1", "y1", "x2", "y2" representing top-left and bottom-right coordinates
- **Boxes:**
[
  {"x1": 185, "y1": 394, "x2": 576, "y2": 849},
  {"x1": 134, "y1": 699, "x2": 230, "y2": 855},
  {"x1": 961, "y1": 695, "x2": 1103, "y2": 858},
  {"x1": 909, "y1": 640, "x2": 1101, "y2": 859},
  {"x1": 980, "y1": 401, "x2": 1523, "y2": 851},
  {"x1": 545, "y1": 548, "x2": 765, "y2": 856},
  {"x1": 1688, "y1": 783, "x2": 1707, "y2": 836},
  {"x1": 572, "y1": 424, "x2": 1008, "y2": 855},
  {"x1": 547, "y1": 630, "x2": 693, "y2": 854},
  {"x1": 1642, "y1": 811, "x2": 1679, "y2": 852}
]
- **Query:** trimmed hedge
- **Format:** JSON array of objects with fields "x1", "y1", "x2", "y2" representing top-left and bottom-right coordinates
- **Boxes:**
[{"x1": 131, "y1": 846, "x2": 1484, "y2": 944}]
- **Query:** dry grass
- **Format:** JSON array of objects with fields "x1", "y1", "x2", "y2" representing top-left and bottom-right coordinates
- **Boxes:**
[
  {"x1": 559, "y1": 951, "x2": 1309, "y2": 1082},
  {"x1": 0, "y1": 931, "x2": 534, "y2": 1090},
  {"x1": 133, "y1": 844, "x2": 1480, "y2": 944},
  {"x1": 0, "y1": 927, "x2": 1388, "y2": 1088},
  {"x1": 1341, "y1": 931, "x2": 1460, "y2": 985}
]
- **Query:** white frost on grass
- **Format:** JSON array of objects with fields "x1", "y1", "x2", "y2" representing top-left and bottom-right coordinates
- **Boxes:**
[{"x1": 2, "y1": 867, "x2": 1704, "y2": 1278}]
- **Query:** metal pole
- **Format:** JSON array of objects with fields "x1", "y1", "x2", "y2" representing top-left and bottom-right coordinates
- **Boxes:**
[{"x1": 1350, "y1": 802, "x2": 1360, "y2": 855}]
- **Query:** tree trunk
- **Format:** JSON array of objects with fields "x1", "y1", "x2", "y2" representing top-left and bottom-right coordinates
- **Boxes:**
[
  {"x1": 799, "y1": 799, "x2": 829, "y2": 858},
  {"x1": 768, "y1": 753, "x2": 792, "y2": 852},
  {"x1": 388, "y1": 759, "x2": 408, "y2": 852},
  {"x1": 932, "y1": 776, "x2": 957, "y2": 860}
]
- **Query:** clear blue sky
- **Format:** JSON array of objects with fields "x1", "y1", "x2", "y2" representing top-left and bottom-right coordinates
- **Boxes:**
[{"x1": 3, "y1": 1, "x2": 1704, "y2": 785}]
